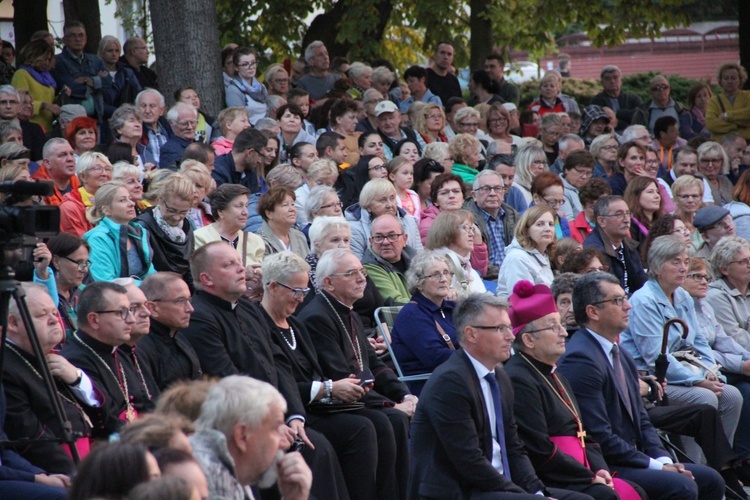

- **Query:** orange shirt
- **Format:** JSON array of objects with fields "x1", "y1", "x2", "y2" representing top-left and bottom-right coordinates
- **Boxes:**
[{"x1": 31, "y1": 165, "x2": 80, "y2": 206}]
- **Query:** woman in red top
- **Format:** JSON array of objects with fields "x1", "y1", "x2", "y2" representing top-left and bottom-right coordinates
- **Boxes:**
[{"x1": 570, "y1": 177, "x2": 612, "y2": 244}]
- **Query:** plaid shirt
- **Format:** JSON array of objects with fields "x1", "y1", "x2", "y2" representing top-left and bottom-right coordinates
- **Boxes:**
[
  {"x1": 481, "y1": 207, "x2": 507, "y2": 268},
  {"x1": 144, "y1": 124, "x2": 169, "y2": 166}
]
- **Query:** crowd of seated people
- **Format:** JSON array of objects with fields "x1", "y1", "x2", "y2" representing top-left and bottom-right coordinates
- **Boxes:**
[{"x1": 4, "y1": 20, "x2": 750, "y2": 499}]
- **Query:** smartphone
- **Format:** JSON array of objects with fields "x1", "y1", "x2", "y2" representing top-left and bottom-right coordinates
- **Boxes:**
[{"x1": 288, "y1": 438, "x2": 304, "y2": 453}]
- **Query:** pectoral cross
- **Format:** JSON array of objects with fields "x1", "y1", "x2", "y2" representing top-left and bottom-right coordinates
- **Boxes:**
[{"x1": 577, "y1": 427, "x2": 587, "y2": 448}]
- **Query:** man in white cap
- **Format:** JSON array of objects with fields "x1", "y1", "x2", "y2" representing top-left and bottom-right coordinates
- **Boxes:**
[{"x1": 375, "y1": 100, "x2": 426, "y2": 161}]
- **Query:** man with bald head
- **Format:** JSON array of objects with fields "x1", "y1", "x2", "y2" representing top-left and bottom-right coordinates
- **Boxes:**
[
  {"x1": 631, "y1": 75, "x2": 685, "y2": 135},
  {"x1": 363, "y1": 213, "x2": 415, "y2": 304},
  {"x1": 121, "y1": 37, "x2": 157, "y2": 90},
  {"x1": 31, "y1": 138, "x2": 79, "y2": 205}
]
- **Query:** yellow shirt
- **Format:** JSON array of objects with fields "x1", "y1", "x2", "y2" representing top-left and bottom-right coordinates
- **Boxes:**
[{"x1": 11, "y1": 68, "x2": 57, "y2": 132}]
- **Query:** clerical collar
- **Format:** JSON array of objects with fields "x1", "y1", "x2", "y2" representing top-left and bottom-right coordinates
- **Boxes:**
[
  {"x1": 77, "y1": 330, "x2": 119, "y2": 355},
  {"x1": 323, "y1": 290, "x2": 354, "y2": 311},
  {"x1": 517, "y1": 351, "x2": 557, "y2": 374}
]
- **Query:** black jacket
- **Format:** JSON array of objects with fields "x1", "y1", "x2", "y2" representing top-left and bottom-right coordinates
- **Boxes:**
[
  {"x1": 135, "y1": 208, "x2": 194, "y2": 291},
  {"x1": 583, "y1": 225, "x2": 648, "y2": 296},
  {"x1": 136, "y1": 320, "x2": 202, "y2": 391}
]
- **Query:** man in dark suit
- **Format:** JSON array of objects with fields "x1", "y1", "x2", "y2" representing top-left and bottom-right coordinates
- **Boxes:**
[
  {"x1": 557, "y1": 272, "x2": 724, "y2": 500},
  {"x1": 409, "y1": 293, "x2": 590, "y2": 499}
]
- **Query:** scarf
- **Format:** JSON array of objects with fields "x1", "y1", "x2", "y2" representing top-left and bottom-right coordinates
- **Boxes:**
[
  {"x1": 20, "y1": 64, "x2": 57, "y2": 89},
  {"x1": 306, "y1": 253, "x2": 319, "y2": 291},
  {"x1": 153, "y1": 205, "x2": 187, "y2": 243},
  {"x1": 231, "y1": 77, "x2": 267, "y2": 104}
]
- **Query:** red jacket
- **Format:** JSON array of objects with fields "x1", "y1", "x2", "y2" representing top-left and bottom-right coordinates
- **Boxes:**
[
  {"x1": 570, "y1": 211, "x2": 594, "y2": 244},
  {"x1": 59, "y1": 187, "x2": 94, "y2": 236},
  {"x1": 31, "y1": 165, "x2": 80, "y2": 206}
]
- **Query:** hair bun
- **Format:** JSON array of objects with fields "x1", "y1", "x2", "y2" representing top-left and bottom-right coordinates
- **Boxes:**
[{"x1": 513, "y1": 280, "x2": 535, "y2": 298}]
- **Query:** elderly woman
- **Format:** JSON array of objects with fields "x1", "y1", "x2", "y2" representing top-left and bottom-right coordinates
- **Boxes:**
[
  {"x1": 193, "y1": 183, "x2": 264, "y2": 278},
  {"x1": 264, "y1": 63, "x2": 290, "y2": 98},
  {"x1": 683, "y1": 256, "x2": 750, "y2": 464},
  {"x1": 672, "y1": 174, "x2": 705, "y2": 251},
  {"x1": 531, "y1": 172, "x2": 570, "y2": 239},
  {"x1": 11, "y1": 39, "x2": 62, "y2": 131},
  {"x1": 83, "y1": 181, "x2": 156, "y2": 284},
  {"x1": 60, "y1": 152, "x2": 113, "y2": 236},
  {"x1": 681, "y1": 83, "x2": 713, "y2": 140},
  {"x1": 485, "y1": 103, "x2": 519, "y2": 157},
  {"x1": 422, "y1": 142, "x2": 453, "y2": 173},
  {"x1": 413, "y1": 103, "x2": 447, "y2": 144},
  {"x1": 513, "y1": 142, "x2": 549, "y2": 205},
  {"x1": 180, "y1": 160, "x2": 214, "y2": 228},
  {"x1": 345, "y1": 178, "x2": 422, "y2": 259},
  {"x1": 135, "y1": 173, "x2": 196, "y2": 289},
  {"x1": 448, "y1": 133, "x2": 482, "y2": 184},
  {"x1": 698, "y1": 141, "x2": 734, "y2": 206},
  {"x1": 622, "y1": 235, "x2": 742, "y2": 453},
  {"x1": 624, "y1": 176, "x2": 664, "y2": 244},
  {"x1": 0, "y1": 142, "x2": 31, "y2": 179},
  {"x1": 706, "y1": 62, "x2": 750, "y2": 141},
  {"x1": 256, "y1": 186, "x2": 309, "y2": 258},
  {"x1": 110, "y1": 104, "x2": 146, "y2": 171},
  {"x1": 301, "y1": 185, "x2": 343, "y2": 235},
  {"x1": 425, "y1": 209, "x2": 486, "y2": 295},
  {"x1": 113, "y1": 161, "x2": 150, "y2": 213},
  {"x1": 705, "y1": 236, "x2": 750, "y2": 350},
  {"x1": 527, "y1": 73, "x2": 578, "y2": 117},
  {"x1": 588, "y1": 133, "x2": 619, "y2": 179},
  {"x1": 278, "y1": 104, "x2": 317, "y2": 163},
  {"x1": 46, "y1": 233, "x2": 89, "y2": 337},
  {"x1": 295, "y1": 158, "x2": 338, "y2": 224},
  {"x1": 211, "y1": 107, "x2": 251, "y2": 155},
  {"x1": 225, "y1": 46, "x2": 268, "y2": 125},
  {"x1": 496, "y1": 205, "x2": 555, "y2": 297},
  {"x1": 371, "y1": 66, "x2": 395, "y2": 98},
  {"x1": 66, "y1": 117, "x2": 98, "y2": 159},
  {"x1": 329, "y1": 99, "x2": 362, "y2": 165},
  {"x1": 346, "y1": 62, "x2": 373, "y2": 99},
  {"x1": 391, "y1": 252, "x2": 457, "y2": 393}
]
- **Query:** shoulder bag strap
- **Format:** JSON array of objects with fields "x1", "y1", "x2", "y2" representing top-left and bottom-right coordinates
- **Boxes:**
[{"x1": 409, "y1": 301, "x2": 456, "y2": 350}]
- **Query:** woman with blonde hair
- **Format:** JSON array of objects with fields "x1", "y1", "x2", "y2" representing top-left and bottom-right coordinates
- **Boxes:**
[
  {"x1": 485, "y1": 103, "x2": 519, "y2": 157},
  {"x1": 697, "y1": 140, "x2": 733, "y2": 205},
  {"x1": 496, "y1": 205, "x2": 556, "y2": 297},
  {"x1": 672, "y1": 174, "x2": 705, "y2": 251},
  {"x1": 60, "y1": 152, "x2": 113, "y2": 236},
  {"x1": 527, "y1": 72, "x2": 578, "y2": 117},
  {"x1": 414, "y1": 103, "x2": 447, "y2": 144},
  {"x1": 180, "y1": 160, "x2": 214, "y2": 228},
  {"x1": 84, "y1": 181, "x2": 156, "y2": 284},
  {"x1": 113, "y1": 161, "x2": 151, "y2": 214},
  {"x1": 448, "y1": 133, "x2": 482, "y2": 184},
  {"x1": 264, "y1": 63, "x2": 290, "y2": 98},
  {"x1": 513, "y1": 142, "x2": 549, "y2": 205},
  {"x1": 706, "y1": 62, "x2": 750, "y2": 141}
]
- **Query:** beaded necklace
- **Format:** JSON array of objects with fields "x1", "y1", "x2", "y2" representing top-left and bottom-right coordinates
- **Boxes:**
[
  {"x1": 321, "y1": 292, "x2": 363, "y2": 372},
  {"x1": 72, "y1": 333, "x2": 136, "y2": 422}
]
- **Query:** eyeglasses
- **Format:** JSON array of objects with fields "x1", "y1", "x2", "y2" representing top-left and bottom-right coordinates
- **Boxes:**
[
  {"x1": 89, "y1": 165, "x2": 114, "y2": 174},
  {"x1": 0, "y1": 99, "x2": 19, "y2": 106},
  {"x1": 271, "y1": 78, "x2": 290, "y2": 84},
  {"x1": 600, "y1": 145, "x2": 618, "y2": 151},
  {"x1": 162, "y1": 199, "x2": 190, "y2": 217},
  {"x1": 542, "y1": 197, "x2": 566, "y2": 207},
  {"x1": 427, "y1": 114, "x2": 443, "y2": 120},
  {"x1": 700, "y1": 158, "x2": 723, "y2": 165},
  {"x1": 437, "y1": 188, "x2": 463, "y2": 197},
  {"x1": 331, "y1": 268, "x2": 368, "y2": 278},
  {"x1": 729, "y1": 258, "x2": 750, "y2": 267},
  {"x1": 94, "y1": 307, "x2": 136, "y2": 320},
  {"x1": 458, "y1": 223, "x2": 474, "y2": 234},
  {"x1": 152, "y1": 297, "x2": 192, "y2": 306},
  {"x1": 651, "y1": 84, "x2": 669, "y2": 91},
  {"x1": 474, "y1": 185, "x2": 504, "y2": 194},
  {"x1": 686, "y1": 273, "x2": 710, "y2": 282},
  {"x1": 591, "y1": 295, "x2": 628, "y2": 307},
  {"x1": 421, "y1": 270, "x2": 454, "y2": 281},
  {"x1": 319, "y1": 201, "x2": 343, "y2": 210},
  {"x1": 61, "y1": 256, "x2": 92, "y2": 271},
  {"x1": 645, "y1": 159, "x2": 660, "y2": 166},
  {"x1": 634, "y1": 135, "x2": 653, "y2": 142},
  {"x1": 523, "y1": 322, "x2": 565, "y2": 335},
  {"x1": 371, "y1": 233, "x2": 403, "y2": 243},
  {"x1": 176, "y1": 120, "x2": 198, "y2": 128},
  {"x1": 601, "y1": 211, "x2": 631, "y2": 219},
  {"x1": 458, "y1": 121, "x2": 479, "y2": 128},
  {"x1": 276, "y1": 281, "x2": 310, "y2": 300},
  {"x1": 471, "y1": 324, "x2": 513, "y2": 334},
  {"x1": 237, "y1": 61, "x2": 258, "y2": 69},
  {"x1": 368, "y1": 164, "x2": 386, "y2": 172},
  {"x1": 572, "y1": 167, "x2": 593, "y2": 177},
  {"x1": 488, "y1": 118, "x2": 507, "y2": 124}
]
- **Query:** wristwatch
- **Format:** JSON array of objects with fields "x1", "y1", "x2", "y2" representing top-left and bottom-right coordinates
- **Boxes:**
[{"x1": 69, "y1": 369, "x2": 83, "y2": 387}]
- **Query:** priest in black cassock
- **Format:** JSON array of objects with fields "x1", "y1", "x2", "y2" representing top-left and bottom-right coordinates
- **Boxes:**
[
  {"x1": 504, "y1": 280, "x2": 645, "y2": 500},
  {"x1": 3, "y1": 283, "x2": 97, "y2": 474},
  {"x1": 60, "y1": 281, "x2": 155, "y2": 437}
]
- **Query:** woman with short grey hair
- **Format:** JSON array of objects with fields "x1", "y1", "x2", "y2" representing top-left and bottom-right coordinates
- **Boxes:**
[
  {"x1": 110, "y1": 104, "x2": 147, "y2": 171},
  {"x1": 622, "y1": 235, "x2": 742, "y2": 452},
  {"x1": 391, "y1": 251, "x2": 457, "y2": 394},
  {"x1": 706, "y1": 236, "x2": 750, "y2": 350},
  {"x1": 303, "y1": 186, "x2": 343, "y2": 228}
]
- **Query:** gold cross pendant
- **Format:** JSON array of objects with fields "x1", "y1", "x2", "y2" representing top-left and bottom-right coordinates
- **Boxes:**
[{"x1": 577, "y1": 429, "x2": 587, "y2": 448}]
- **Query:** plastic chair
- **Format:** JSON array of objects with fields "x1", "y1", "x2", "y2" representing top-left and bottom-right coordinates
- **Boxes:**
[{"x1": 375, "y1": 306, "x2": 432, "y2": 383}]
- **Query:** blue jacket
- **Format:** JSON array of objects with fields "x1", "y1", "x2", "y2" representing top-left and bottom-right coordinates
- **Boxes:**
[
  {"x1": 159, "y1": 136, "x2": 193, "y2": 171},
  {"x1": 583, "y1": 226, "x2": 647, "y2": 296},
  {"x1": 83, "y1": 216, "x2": 156, "y2": 285},
  {"x1": 51, "y1": 47, "x2": 112, "y2": 119},
  {"x1": 621, "y1": 280, "x2": 717, "y2": 385},
  {"x1": 391, "y1": 293, "x2": 456, "y2": 393},
  {"x1": 212, "y1": 153, "x2": 260, "y2": 193}
]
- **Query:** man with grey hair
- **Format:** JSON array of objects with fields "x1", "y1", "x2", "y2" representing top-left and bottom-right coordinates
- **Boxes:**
[
  {"x1": 298, "y1": 247, "x2": 415, "y2": 498},
  {"x1": 121, "y1": 37, "x2": 157, "y2": 90},
  {"x1": 356, "y1": 88, "x2": 384, "y2": 132},
  {"x1": 558, "y1": 272, "x2": 725, "y2": 500},
  {"x1": 160, "y1": 102, "x2": 198, "y2": 170},
  {"x1": 631, "y1": 75, "x2": 685, "y2": 135},
  {"x1": 722, "y1": 132, "x2": 748, "y2": 182},
  {"x1": 0, "y1": 84, "x2": 45, "y2": 160},
  {"x1": 136, "y1": 88, "x2": 172, "y2": 167},
  {"x1": 182, "y1": 241, "x2": 350, "y2": 499},
  {"x1": 591, "y1": 65, "x2": 642, "y2": 132},
  {"x1": 621, "y1": 124, "x2": 653, "y2": 150},
  {"x1": 464, "y1": 169, "x2": 518, "y2": 274},
  {"x1": 549, "y1": 134, "x2": 584, "y2": 175},
  {"x1": 31, "y1": 137, "x2": 78, "y2": 205},
  {"x1": 296, "y1": 41, "x2": 339, "y2": 101},
  {"x1": 190, "y1": 375, "x2": 312, "y2": 500},
  {"x1": 411, "y1": 293, "x2": 585, "y2": 498}
]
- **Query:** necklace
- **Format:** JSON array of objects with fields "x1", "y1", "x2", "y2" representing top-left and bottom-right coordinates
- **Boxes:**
[
  {"x1": 279, "y1": 325, "x2": 297, "y2": 350},
  {"x1": 72, "y1": 333, "x2": 136, "y2": 422},
  {"x1": 129, "y1": 348, "x2": 153, "y2": 401},
  {"x1": 321, "y1": 292, "x2": 363, "y2": 372},
  {"x1": 519, "y1": 352, "x2": 587, "y2": 450},
  {"x1": 5, "y1": 342, "x2": 93, "y2": 429}
]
